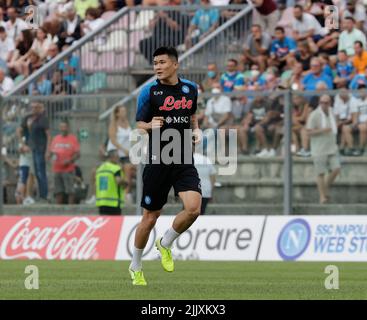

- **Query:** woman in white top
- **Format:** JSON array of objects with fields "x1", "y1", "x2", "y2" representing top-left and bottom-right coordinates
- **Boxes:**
[
  {"x1": 107, "y1": 105, "x2": 136, "y2": 203},
  {"x1": 31, "y1": 27, "x2": 52, "y2": 60}
]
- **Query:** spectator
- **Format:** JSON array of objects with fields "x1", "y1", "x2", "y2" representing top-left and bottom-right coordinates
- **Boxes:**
[
  {"x1": 316, "y1": 27, "x2": 340, "y2": 56},
  {"x1": 0, "y1": 7, "x2": 6, "y2": 29},
  {"x1": 81, "y1": 7, "x2": 105, "y2": 35},
  {"x1": 349, "y1": 67, "x2": 367, "y2": 89},
  {"x1": 107, "y1": 105, "x2": 135, "y2": 205},
  {"x1": 19, "y1": 101, "x2": 51, "y2": 203},
  {"x1": 342, "y1": 85, "x2": 367, "y2": 156},
  {"x1": 58, "y1": 44, "x2": 81, "y2": 91},
  {"x1": 202, "y1": 62, "x2": 221, "y2": 92},
  {"x1": 30, "y1": 27, "x2": 52, "y2": 60},
  {"x1": 140, "y1": 0, "x2": 188, "y2": 63},
  {"x1": 58, "y1": 5, "x2": 82, "y2": 48},
  {"x1": 338, "y1": 17, "x2": 366, "y2": 56},
  {"x1": 1, "y1": 146, "x2": 17, "y2": 204},
  {"x1": 292, "y1": 5, "x2": 325, "y2": 43},
  {"x1": 49, "y1": 119, "x2": 80, "y2": 204},
  {"x1": 5, "y1": 7, "x2": 28, "y2": 41},
  {"x1": 306, "y1": 94, "x2": 341, "y2": 204},
  {"x1": 334, "y1": 50, "x2": 355, "y2": 88},
  {"x1": 0, "y1": 68, "x2": 14, "y2": 95},
  {"x1": 220, "y1": 58, "x2": 245, "y2": 92},
  {"x1": 342, "y1": 0, "x2": 366, "y2": 31},
  {"x1": 295, "y1": 41, "x2": 313, "y2": 73},
  {"x1": 242, "y1": 24, "x2": 271, "y2": 72},
  {"x1": 269, "y1": 26, "x2": 296, "y2": 71},
  {"x1": 0, "y1": 26, "x2": 14, "y2": 71},
  {"x1": 96, "y1": 149, "x2": 127, "y2": 215},
  {"x1": 302, "y1": 57, "x2": 333, "y2": 91},
  {"x1": 251, "y1": 0, "x2": 279, "y2": 36},
  {"x1": 22, "y1": 50, "x2": 44, "y2": 78},
  {"x1": 287, "y1": 61, "x2": 304, "y2": 90},
  {"x1": 334, "y1": 88, "x2": 359, "y2": 155},
  {"x1": 74, "y1": 0, "x2": 99, "y2": 19},
  {"x1": 30, "y1": 73, "x2": 52, "y2": 95},
  {"x1": 352, "y1": 40, "x2": 367, "y2": 75},
  {"x1": 45, "y1": 42, "x2": 59, "y2": 63},
  {"x1": 185, "y1": 0, "x2": 219, "y2": 49},
  {"x1": 193, "y1": 148, "x2": 216, "y2": 214},
  {"x1": 293, "y1": 94, "x2": 311, "y2": 157},
  {"x1": 51, "y1": 69, "x2": 75, "y2": 94}
]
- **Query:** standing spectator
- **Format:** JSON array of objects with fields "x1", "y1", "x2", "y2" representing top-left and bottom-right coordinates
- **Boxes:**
[
  {"x1": 19, "y1": 102, "x2": 51, "y2": 203},
  {"x1": 0, "y1": 27, "x2": 14, "y2": 71},
  {"x1": 107, "y1": 105, "x2": 135, "y2": 204},
  {"x1": 193, "y1": 149, "x2": 216, "y2": 214},
  {"x1": 251, "y1": 0, "x2": 279, "y2": 36},
  {"x1": 352, "y1": 41, "x2": 367, "y2": 75},
  {"x1": 0, "y1": 68, "x2": 14, "y2": 95},
  {"x1": 306, "y1": 94, "x2": 341, "y2": 204},
  {"x1": 49, "y1": 120, "x2": 80, "y2": 204},
  {"x1": 269, "y1": 26, "x2": 296, "y2": 71},
  {"x1": 185, "y1": 0, "x2": 219, "y2": 49},
  {"x1": 220, "y1": 58, "x2": 244, "y2": 92},
  {"x1": 201, "y1": 62, "x2": 220, "y2": 92},
  {"x1": 5, "y1": 7, "x2": 28, "y2": 41},
  {"x1": 334, "y1": 89, "x2": 359, "y2": 155},
  {"x1": 292, "y1": 5, "x2": 325, "y2": 43},
  {"x1": 302, "y1": 57, "x2": 333, "y2": 91},
  {"x1": 334, "y1": 50, "x2": 355, "y2": 88},
  {"x1": 58, "y1": 5, "x2": 82, "y2": 48},
  {"x1": 96, "y1": 149, "x2": 127, "y2": 215},
  {"x1": 338, "y1": 17, "x2": 366, "y2": 56},
  {"x1": 242, "y1": 24, "x2": 271, "y2": 72}
]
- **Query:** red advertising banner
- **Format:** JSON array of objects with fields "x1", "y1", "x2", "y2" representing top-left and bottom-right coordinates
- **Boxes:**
[{"x1": 0, "y1": 216, "x2": 123, "y2": 260}]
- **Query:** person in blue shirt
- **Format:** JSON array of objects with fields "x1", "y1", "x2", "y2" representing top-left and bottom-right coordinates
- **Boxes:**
[
  {"x1": 269, "y1": 26, "x2": 297, "y2": 70},
  {"x1": 334, "y1": 50, "x2": 355, "y2": 88},
  {"x1": 220, "y1": 58, "x2": 245, "y2": 92},
  {"x1": 349, "y1": 72, "x2": 367, "y2": 89},
  {"x1": 58, "y1": 44, "x2": 82, "y2": 91},
  {"x1": 302, "y1": 57, "x2": 333, "y2": 90},
  {"x1": 184, "y1": 0, "x2": 219, "y2": 49}
]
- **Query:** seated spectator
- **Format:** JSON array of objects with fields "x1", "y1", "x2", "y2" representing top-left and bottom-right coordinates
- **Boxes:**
[
  {"x1": 5, "y1": 7, "x2": 28, "y2": 40},
  {"x1": 30, "y1": 27, "x2": 52, "y2": 60},
  {"x1": 58, "y1": 5, "x2": 82, "y2": 48},
  {"x1": 342, "y1": 0, "x2": 366, "y2": 32},
  {"x1": 269, "y1": 26, "x2": 296, "y2": 71},
  {"x1": 342, "y1": 85, "x2": 367, "y2": 156},
  {"x1": 29, "y1": 74, "x2": 52, "y2": 96},
  {"x1": 58, "y1": 44, "x2": 81, "y2": 91},
  {"x1": 51, "y1": 70, "x2": 75, "y2": 95},
  {"x1": 242, "y1": 24, "x2": 271, "y2": 72},
  {"x1": 45, "y1": 42, "x2": 59, "y2": 63},
  {"x1": 334, "y1": 50, "x2": 355, "y2": 88},
  {"x1": 0, "y1": 26, "x2": 14, "y2": 71},
  {"x1": 334, "y1": 88, "x2": 359, "y2": 155},
  {"x1": 316, "y1": 27, "x2": 340, "y2": 56},
  {"x1": 22, "y1": 50, "x2": 44, "y2": 78},
  {"x1": 81, "y1": 7, "x2": 105, "y2": 35},
  {"x1": 302, "y1": 57, "x2": 333, "y2": 90},
  {"x1": 74, "y1": 0, "x2": 100, "y2": 20},
  {"x1": 251, "y1": 0, "x2": 279, "y2": 36},
  {"x1": 140, "y1": 0, "x2": 188, "y2": 63},
  {"x1": 280, "y1": 60, "x2": 303, "y2": 90},
  {"x1": 349, "y1": 68, "x2": 367, "y2": 89},
  {"x1": 292, "y1": 5, "x2": 325, "y2": 44},
  {"x1": 292, "y1": 94, "x2": 311, "y2": 157},
  {"x1": 220, "y1": 58, "x2": 244, "y2": 92},
  {"x1": 0, "y1": 68, "x2": 14, "y2": 95},
  {"x1": 338, "y1": 17, "x2": 366, "y2": 56},
  {"x1": 352, "y1": 40, "x2": 367, "y2": 75},
  {"x1": 295, "y1": 41, "x2": 313, "y2": 73},
  {"x1": 185, "y1": 0, "x2": 219, "y2": 49},
  {"x1": 318, "y1": 53, "x2": 334, "y2": 80},
  {"x1": 202, "y1": 62, "x2": 221, "y2": 92}
]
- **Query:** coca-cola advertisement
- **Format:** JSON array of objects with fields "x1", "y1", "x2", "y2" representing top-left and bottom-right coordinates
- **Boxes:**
[{"x1": 0, "y1": 216, "x2": 123, "y2": 260}]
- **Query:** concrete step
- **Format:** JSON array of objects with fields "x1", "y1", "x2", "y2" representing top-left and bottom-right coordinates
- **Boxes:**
[{"x1": 3, "y1": 203, "x2": 367, "y2": 215}]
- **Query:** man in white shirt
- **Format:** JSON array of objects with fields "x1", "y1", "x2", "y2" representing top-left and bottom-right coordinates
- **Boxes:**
[
  {"x1": 0, "y1": 68, "x2": 15, "y2": 96},
  {"x1": 338, "y1": 16, "x2": 367, "y2": 56},
  {"x1": 342, "y1": 0, "x2": 366, "y2": 31},
  {"x1": 0, "y1": 27, "x2": 15, "y2": 66},
  {"x1": 5, "y1": 7, "x2": 28, "y2": 41},
  {"x1": 292, "y1": 5, "x2": 325, "y2": 42}
]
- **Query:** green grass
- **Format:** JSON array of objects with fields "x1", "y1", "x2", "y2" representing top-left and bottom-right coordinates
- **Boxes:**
[{"x1": 0, "y1": 261, "x2": 366, "y2": 300}]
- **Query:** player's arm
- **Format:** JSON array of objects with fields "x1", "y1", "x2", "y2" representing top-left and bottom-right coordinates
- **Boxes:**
[{"x1": 136, "y1": 117, "x2": 164, "y2": 133}]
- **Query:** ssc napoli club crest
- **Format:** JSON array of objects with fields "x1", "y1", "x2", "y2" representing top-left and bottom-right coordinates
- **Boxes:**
[
  {"x1": 144, "y1": 196, "x2": 152, "y2": 205},
  {"x1": 182, "y1": 85, "x2": 190, "y2": 94}
]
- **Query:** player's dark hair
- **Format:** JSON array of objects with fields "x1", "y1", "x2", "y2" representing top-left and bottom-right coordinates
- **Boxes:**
[
  {"x1": 354, "y1": 40, "x2": 363, "y2": 48},
  {"x1": 275, "y1": 26, "x2": 285, "y2": 34},
  {"x1": 153, "y1": 46, "x2": 178, "y2": 61}
]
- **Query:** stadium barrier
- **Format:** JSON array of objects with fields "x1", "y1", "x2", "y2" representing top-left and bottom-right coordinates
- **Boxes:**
[{"x1": 1, "y1": 215, "x2": 367, "y2": 261}]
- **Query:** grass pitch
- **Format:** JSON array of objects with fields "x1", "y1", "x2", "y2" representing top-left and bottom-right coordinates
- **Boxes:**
[{"x1": 0, "y1": 261, "x2": 366, "y2": 300}]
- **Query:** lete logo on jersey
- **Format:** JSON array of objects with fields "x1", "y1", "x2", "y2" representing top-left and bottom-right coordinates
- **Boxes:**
[{"x1": 159, "y1": 96, "x2": 193, "y2": 111}]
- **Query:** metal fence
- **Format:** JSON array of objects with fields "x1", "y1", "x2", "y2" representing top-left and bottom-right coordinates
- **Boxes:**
[{"x1": 2, "y1": 88, "x2": 366, "y2": 215}]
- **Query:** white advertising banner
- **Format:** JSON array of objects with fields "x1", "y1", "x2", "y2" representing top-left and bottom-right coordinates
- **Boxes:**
[
  {"x1": 258, "y1": 216, "x2": 367, "y2": 261},
  {"x1": 116, "y1": 216, "x2": 265, "y2": 261}
]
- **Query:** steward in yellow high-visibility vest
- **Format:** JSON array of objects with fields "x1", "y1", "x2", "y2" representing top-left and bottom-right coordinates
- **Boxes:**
[{"x1": 96, "y1": 149, "x2": 127, "y2": 215}]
